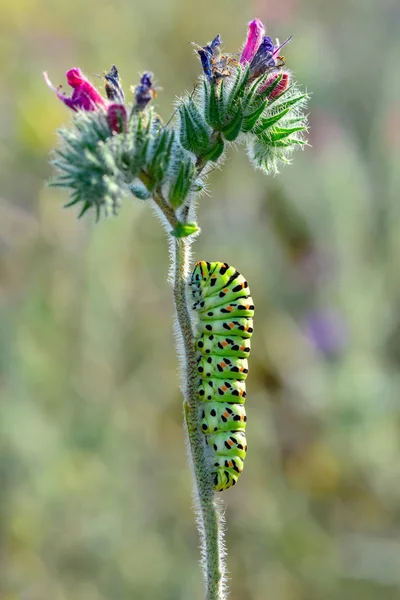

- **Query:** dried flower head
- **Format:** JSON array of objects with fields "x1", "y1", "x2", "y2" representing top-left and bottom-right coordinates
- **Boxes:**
[{"x1": 104, "y1": 65, "x2": 125, "y2": 104}]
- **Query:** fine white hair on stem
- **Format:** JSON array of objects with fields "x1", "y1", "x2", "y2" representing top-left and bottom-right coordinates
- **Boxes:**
[{"x1": 171, "y1": 235, "x2": 228, "y2": 600}]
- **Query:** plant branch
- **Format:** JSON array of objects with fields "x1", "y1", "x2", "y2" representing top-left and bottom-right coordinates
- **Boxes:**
[
  {"x1": 150, "y1": 167, "x2": 226, "y2": 600},
  {"x1": 153, "y1": 184, "x2": 226, "y2": 600},
  {"x1": 150, "y1": 188, "x2": 225, "y2": 599},
  {"x1": 195, "y1": 130, "x2": 221, "y2": 178},
  {"x1": 152, "y1": 187, "x2": 178, "y2": 229}
]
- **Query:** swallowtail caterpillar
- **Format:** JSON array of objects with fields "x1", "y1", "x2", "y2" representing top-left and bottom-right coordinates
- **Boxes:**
[{"x1": 188, "y1": 261, "x2": 254, "y2": 491}]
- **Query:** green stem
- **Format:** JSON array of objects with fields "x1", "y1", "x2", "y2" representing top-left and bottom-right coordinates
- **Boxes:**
[
  {"x1": 173, "y1": 237, "x2": 226, "y2": 600},
  {"x1": 152, "y1": 187, "x2": 178, "y2": 229},
  {"x1": 133, "y1": 143, "x2": 229, "y2": 597},
  {"x1": 151, "y1": 185, "x2": 226, "y2": 599}
]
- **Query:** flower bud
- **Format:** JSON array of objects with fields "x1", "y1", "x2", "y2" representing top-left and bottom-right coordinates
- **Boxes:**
[
  {"x1": 240, "y1": 19, "x2": 265, "y2": 65},
  {"x1": 260, "y1": 72, "x2": 290, "y2": 98},
  {"x1": 134, "y1": 72, "x2": 156, "y2": 111},
  {"x1": 107, "y1": 103, "x2": 127, "y2": 134}
]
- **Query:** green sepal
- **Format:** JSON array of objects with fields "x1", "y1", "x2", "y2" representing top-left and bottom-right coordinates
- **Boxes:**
[
  {"x1": 202, "y1": 135, "x2": 225, "y2": 162},
  {"x1": 269, "y1": 138, "x2": 307, "y2": 148},
  {"x1": 268, "y1": 125, "x2": 307, "y2": 143},
  {"x1": 170, "y1": 221, "x2": 200, "y2": 238},
  {"x1": 210, "y1": 82, "x2": 222, "y2": 128},
  {"x1": 242, "y1": 99, "x2": 267, "y2": 133},
  {"x1": 228, "y1": 66, "x2": 244, "y2": 96},
  {"x1": 77, "y1": 200, "x2": 92, "y2": 219},
  {"x1": 147, "y1": 129, "x2": 175, "y2": 187},
  {"x1": 204, "y1": 81, "x2": 223, "y2": 129},
  {"x1": 275, "y1": 94, "x2": 308, "y2": 111},
  {"x1": 226, "y1": 65, "x2": 250, "y2": 113},
  {"x1": 255, "y1": 107, "x2": 291, "y2": 134},
  {"x1": 179, "y1": 101, "x2": 211, "y2": 154},
  {"x1": 64, "y1": 194, "x2": 80, "y2": 208},
  {"x1": 221, "y1": 108, "x2": 243, "y2": 142},
  {"x1": 94, "y1": 205, "x2": 101, "y2": 222},
  {"x1": 133, "y1": 113, "x2": 151, "y2": 163},
  {"x1": 119, "y1": 113, "x2": 153, "y2": 177},
  {"x1": 52, "y1": 160, "x2": 80, "y2": 175},
  {"x1": 169, "y1": 159, "x2": 196, "y2": 208},
  {"x1": 243, "y1": 72, "x2": 270, "y2": 108},
  {"x1": 245, "y1": 78, "x2": 308, "y2": 175},
  {"x1": 285, "y1": 116, "x2": 308, "y2": 126},
  {"x1": 49, "y1": 177, "x2": 72, "y2": 188}
]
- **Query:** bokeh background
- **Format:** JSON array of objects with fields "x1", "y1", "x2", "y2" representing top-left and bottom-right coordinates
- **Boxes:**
[{"x1": 1, "y1": 0, "x2": 400, "y2": 598}]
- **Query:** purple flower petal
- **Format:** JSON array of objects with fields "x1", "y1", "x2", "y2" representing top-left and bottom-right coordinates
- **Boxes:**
[
  {"x1": 249, "y1": 36, "x2": 277, "y2": 78},
  {"x1": 197, "y1": 34, "x2": 222, "y2": 82},
  {"x1": 249, "y1": 34, "x2": 293, "y2": 79}
]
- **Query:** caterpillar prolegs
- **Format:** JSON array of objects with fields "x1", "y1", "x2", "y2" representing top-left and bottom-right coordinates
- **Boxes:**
[{"x1": 188, "y1": 261, "x2": 254, "y2": 491}]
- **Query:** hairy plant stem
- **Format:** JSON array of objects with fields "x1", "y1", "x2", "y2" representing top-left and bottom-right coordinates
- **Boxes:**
[
  {"x1": 152, "y1": 187, "x2": 226, "y2": 600},
  {"x1": 174, "y1": 238, "x2": 225, "y2": 600}
]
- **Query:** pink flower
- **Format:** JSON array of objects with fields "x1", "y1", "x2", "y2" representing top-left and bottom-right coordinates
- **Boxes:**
[
  {"x1": 240, "y1": 19, "x2": 265, "y2": 65},
  {"x1": 260, "y1": 71, "x2": 290, "y2": 98},
  {"x1": 44, "y1": 68, "x2": 106, "y2": 112},
  {"x1": 44, "y1": 67, "x2": 128, "y2": 134}
]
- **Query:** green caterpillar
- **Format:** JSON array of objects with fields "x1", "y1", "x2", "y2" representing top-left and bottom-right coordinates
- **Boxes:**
[{"x1": 189, "y1": 261, "x2": 254, "y2": 491}]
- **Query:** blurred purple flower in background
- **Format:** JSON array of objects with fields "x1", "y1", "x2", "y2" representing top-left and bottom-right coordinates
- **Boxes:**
[{"x1": 303, "y1": 310, "x2": 348, "y2": 357}]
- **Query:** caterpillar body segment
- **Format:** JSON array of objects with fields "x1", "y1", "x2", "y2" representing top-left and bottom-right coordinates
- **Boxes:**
[
  {"x1": 197, "y1": 354, "x2": 249, "y2": 380},
  {"x1": 206, "y1": 430, "x2": 248, "y2": 458},
  {"x1": 196, "y1": 332, "x2": 251, "y2": 358},
  {"x1": 189, "y1": 261, "x2": 254, "y2": 491},
  {"x1": 197, "y1": 378, "x2": 247, "y2": 404},
  {"x1": 197, "y1": 317, "x2": 254, "y2": 338},
  {"x1": 200, "y1": 402, "x2": 247, "y2": 434}
]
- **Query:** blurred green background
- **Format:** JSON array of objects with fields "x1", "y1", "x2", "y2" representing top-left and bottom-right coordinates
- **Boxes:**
[{"x1": 1, "y1": 0, "x2": 400, "y2": 598}]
